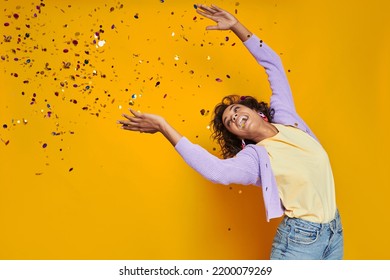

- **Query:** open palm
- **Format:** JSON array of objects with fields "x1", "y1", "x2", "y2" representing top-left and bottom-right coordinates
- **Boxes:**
[{"x1": 196, "y1": 4, "x2": 238, "y2": 30}]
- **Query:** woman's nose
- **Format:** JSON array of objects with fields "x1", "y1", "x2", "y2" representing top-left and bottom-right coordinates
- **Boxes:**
[{"x1": 232, "y1": 113, "x2": 238, "y2": 121}]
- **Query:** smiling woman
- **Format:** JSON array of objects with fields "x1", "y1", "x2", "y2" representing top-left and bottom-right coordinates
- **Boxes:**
[
  {"x1": 212, "y1": 95, "x2": 276, "y2": 158},
  {"x1": 118, "y1": 4, "x2": 343, "y2": 260}
]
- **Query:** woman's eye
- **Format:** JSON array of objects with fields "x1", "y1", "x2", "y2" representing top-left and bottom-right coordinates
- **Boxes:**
[{"x1": 234, "y1": 107, "x2": 239, "y2": 112}]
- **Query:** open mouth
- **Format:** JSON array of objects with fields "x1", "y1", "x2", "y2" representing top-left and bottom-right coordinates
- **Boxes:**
[{"x1": 237, "y1": 115, "x2": 248, "y2": 128}]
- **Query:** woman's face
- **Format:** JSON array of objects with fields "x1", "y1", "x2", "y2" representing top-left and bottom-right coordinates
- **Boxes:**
[{"x1": 222, "y1": 104, "x2": 263, "y2": 140}]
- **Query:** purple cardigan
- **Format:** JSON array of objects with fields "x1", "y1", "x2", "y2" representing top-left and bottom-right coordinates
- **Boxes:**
[{"x1": 175, "y1": 34, "x2": 318, "y2": 221}]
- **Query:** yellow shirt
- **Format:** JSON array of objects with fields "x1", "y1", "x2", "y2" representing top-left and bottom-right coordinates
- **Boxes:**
[{"x1": 257, "y1": 124, "x2": 336, "y2": 223}]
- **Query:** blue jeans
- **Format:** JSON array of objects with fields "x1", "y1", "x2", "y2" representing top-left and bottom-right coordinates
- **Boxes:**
[{"x1": 270, "y1": 210, "x2": 343, "y2": 260}]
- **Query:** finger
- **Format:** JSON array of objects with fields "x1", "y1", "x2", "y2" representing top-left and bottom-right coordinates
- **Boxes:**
[
  {"x1": 121, "y1": 113, "x2": 131, "y2": 120},
  {"x1": 121, "y1": 113, "x2": 140, "y2": 123},
  {"x1": 121, "y1": 125, "x2": 141, "y2": 131},
  {"x1": 210, "y1": 4, "x2": 224, "y2": 12},
  {"x1": 117, "y1": 119, "x2": 138, "y2": 126},
  {"x1": 196, "y1": 9, "x2": 217, "y2": 20},
  {"x1": 197, "y1": 4, "x2": 216, "y2": 14},
  {"x1": 129, "y1": 108, "x2": 142, "y2": 117},
  {"x1": 206, "y1": 25, "x2": 220, "y2": 30}
]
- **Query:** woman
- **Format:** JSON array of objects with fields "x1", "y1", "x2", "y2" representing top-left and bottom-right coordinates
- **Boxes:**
[{"x1": 117, "y1": 4, "x2": 343, "y2": 260}]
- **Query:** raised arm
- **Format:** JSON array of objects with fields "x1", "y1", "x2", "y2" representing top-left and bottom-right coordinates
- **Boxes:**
[
  {"x1": 197, "y1": 4, "x2": 297, "y2": 115},
  {"x1": 196, "y1": 4, "x2": 252, "y2": 42}
]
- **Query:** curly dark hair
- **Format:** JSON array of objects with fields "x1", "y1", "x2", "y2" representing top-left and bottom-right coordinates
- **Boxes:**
[{"x1": 211, "y1": 95, "x2": 274, "y2": 159}]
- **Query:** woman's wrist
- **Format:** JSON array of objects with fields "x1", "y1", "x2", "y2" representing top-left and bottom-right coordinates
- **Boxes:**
[
  {"x1": 159, "y1": 119, "x2": 183, "y2": 147},
  {"x1": 230, "y1": 21, "x2": 252, "y2": 42}
]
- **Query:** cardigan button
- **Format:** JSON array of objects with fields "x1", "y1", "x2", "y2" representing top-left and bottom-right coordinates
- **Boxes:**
[{"x1": 294, "y1": 122, "x2": 298, "y2": 127}]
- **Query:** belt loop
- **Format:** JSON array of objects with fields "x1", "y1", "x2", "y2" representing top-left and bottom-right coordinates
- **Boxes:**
[
  {"x1": 330, "y1": 215, "x2": 337, "y2": 233},
  {"x1": 283, "y1": 215, "x2": 289, "y2": 226}
]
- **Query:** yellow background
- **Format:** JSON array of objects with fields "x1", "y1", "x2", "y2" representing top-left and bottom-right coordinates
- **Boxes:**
[{"x1": 1, "y1": 0, "x2": 389, "y2": 259}]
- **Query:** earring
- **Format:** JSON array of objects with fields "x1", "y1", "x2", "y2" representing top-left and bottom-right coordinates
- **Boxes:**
[
  {"x1": 241, "y1": 139, "x2": 246, "y2": 149},
  {"x1": 258, "y1": 112, "x2": 269, "y2": 122}
]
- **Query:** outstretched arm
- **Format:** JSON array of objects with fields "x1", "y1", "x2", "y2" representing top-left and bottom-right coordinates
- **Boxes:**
[
  {"x1": 117, "y1": 109, "x2": 182, "y2": 146},
  {"x1": 196, "y1": 4, "x2": 252, "y2": 42},
  {"x1": 117, "y1": 109, "x2": 261, "y2": 186}
]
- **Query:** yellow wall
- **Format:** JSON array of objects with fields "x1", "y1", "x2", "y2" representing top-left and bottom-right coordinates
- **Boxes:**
[{"x1": 1, "y1": 0, "x2": 389, "y2": 259}]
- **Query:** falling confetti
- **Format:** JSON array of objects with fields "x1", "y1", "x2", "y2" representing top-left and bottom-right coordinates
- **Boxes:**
[
  {"x1": 200, "y1": 109, "x2": 209, "y2": 116},
  {"x1": 97, "y1": 40, "x2": 106, "y2": 47},
  {"x1": 1, "y1": 139, "x2": 10, "y2": 145}
]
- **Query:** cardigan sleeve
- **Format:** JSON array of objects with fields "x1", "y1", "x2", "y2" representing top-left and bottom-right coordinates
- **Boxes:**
[
  {"x1": 175, "y1": 137, "x2": 261, "y2": 186},
  {"x1": 243, "y1": 34, "x2": 296, "y2": 113},
  {"x1": 244, "y1": 34, "x2": 319, "y2": 141}
]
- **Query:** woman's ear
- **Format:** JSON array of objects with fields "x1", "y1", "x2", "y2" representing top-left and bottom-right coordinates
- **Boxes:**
[{"x1": 258, "y1": 111, "x2": 269, "y2": 122}]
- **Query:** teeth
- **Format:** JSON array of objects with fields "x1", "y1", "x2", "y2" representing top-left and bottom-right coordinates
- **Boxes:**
[{"x1": 238, "y1": 116, "x2": 248, "y2": 128}]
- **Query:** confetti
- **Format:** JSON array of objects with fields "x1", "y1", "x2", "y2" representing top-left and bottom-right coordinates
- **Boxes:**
[
  {"x1": 216, "y1": 78, "x2": 222, "y2": 82},
  {"x1": 200, "y1": 109, "x2": 209, "y2": 116},
  {"x1": 42, "y1": 143, "x2": 48, "y2": 148},
  {"x1": 4, "y1": 140, "x2": 10, "y2": 145}
]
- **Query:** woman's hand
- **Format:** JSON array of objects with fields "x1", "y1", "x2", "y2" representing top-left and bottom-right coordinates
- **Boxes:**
[
  {"x1": 196, "y1": 4, "x2": 238, "y2": 30},
  {"x1": 117, "y1": 109, "x2": 164, "y2": 134},
  {"x1": 196, "y1": 4, "x2": 252, "y2": 42},
  {"x1": 117, "y1": 109, "x2": 183, "y2": 146}
]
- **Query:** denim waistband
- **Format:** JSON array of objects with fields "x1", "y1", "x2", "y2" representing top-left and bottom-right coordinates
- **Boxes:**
[{"x1": 283, "y1": 210, "x2": 342, "y2": 233}]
